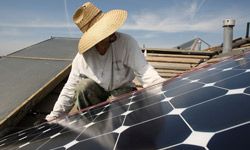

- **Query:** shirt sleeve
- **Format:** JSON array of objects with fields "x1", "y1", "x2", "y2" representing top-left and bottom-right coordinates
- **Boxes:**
[
  {"x1": 125, "y1": 36, "x2": 166, "y2": 88},
  {"x1": 46, "y1": 54, "x2": 81, "y2": 121}
]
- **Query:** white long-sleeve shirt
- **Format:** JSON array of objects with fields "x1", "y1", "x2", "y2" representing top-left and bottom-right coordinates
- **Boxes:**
[{"x1": 46, "y1": 32, "x2": 165, "y2": 120}]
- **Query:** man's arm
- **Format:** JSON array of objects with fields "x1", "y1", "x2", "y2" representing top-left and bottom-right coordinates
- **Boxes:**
[
  {"x1": 46, "y1": 55, "x2": 81, "y2": 121},
  {"x1": 125, "y1": 36, "x2": 165, "y2": 87}
]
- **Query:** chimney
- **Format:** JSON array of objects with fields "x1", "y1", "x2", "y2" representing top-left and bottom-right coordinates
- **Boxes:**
[{"x1": 223, "y1": 19, "x2": 235, "y2": 54}]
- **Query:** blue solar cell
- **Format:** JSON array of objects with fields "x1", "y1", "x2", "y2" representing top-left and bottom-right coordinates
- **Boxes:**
[
  {"x1": 117, "y1": 116, "x2": 191, "y2": 149},
  {"x1": 215, "y1": 72, "x2": 250, "y2": 89},
  {"x1": 18, "y1": 137, "x2": 53, "y2": 150},
  {"x1": 233, "y1": 61, "x2": 250, "y2": 69},
  {"x1": 170, "y1": 86, "x2": 227, "y2": 108},
  {"x1": 124, "y1": 101, "x2": 173, "y2": 126},
  {"x1": 183, "y1": 94, "x2": 250, "y2": 132},
  {"x1": 0, "y1": 123, "x2": 58, "y2": 149},
  {"x1": 199, "y1": 70, "x2": 245, "y2": 84},
  {"x1": 39, "y1": 129, "x2": 80, "y2": 149},
  {"x1": 77, "y1": 116, "x2": 125, "y2": 141},
  {"x1": 94, "y1": 105, "x2": 129, "y2": 122},
  {"x1": 208, "y1": 123, "x2": 250, "y2": 150},
  {"x1": 69, "y1": 133, "x2": 118, "y2": 150},
  {"x1": 185, "y1": 68, "x2": 220, "y2": 80},
  {"x1": 161, "y1": 78, "x2": 191, "y2": 91},
  {"x1": 164, "y1": 82, "x2": 203, "y2": 97},
  {"x1": 213, "y1": 58, "x2": 250, "y2": 69},
  {"x1": 129, "y1": 94, "x2": 165, "y2": 110}
]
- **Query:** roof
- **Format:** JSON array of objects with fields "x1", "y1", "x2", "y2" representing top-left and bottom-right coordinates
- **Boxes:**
[{"x1": 0, "y1": 37, "x2": 78, "y2": 136}]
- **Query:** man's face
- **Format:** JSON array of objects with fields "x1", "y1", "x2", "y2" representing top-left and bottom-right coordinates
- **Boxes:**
[{"x1": 95, "y1": 33, "x2": 116, "y2": 55}]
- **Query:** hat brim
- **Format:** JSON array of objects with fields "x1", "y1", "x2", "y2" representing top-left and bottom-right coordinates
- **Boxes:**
[{"x1": 78, "y1": 10, "x2": 127, "y2": 54}]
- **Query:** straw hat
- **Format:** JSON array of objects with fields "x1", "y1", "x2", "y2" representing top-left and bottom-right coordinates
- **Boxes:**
[{"x1": 73, "y1": 2, "x2": 128, "y2": 54}]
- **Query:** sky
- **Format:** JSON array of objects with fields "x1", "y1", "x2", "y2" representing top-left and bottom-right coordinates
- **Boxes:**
[{"x1": 0, "y1": 0, "x2": 249, "y2": 55}]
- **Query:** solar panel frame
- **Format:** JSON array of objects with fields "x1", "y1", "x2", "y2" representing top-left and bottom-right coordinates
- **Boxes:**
[{"x1": 9, "y1": 38, "x2": 79, "y2": 60}]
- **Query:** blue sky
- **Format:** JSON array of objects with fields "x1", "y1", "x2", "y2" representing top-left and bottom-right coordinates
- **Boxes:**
[{"x1": 0, "y1": 0, "x2": 249, "y2": 55}]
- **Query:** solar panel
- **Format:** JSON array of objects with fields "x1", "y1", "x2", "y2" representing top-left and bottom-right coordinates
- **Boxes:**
[
  {"x1": 0, "y1": 57, "x2": 70, "y2": 123},
  {"x1": 10, "y1": 38, "x2": 78, "y2": 59},
  {"x1": 1, "y1": 52, "x2": 250, "y2": 149},
  {"x1": 1, "y1": 37, "x2": 78, "y2": 136}
]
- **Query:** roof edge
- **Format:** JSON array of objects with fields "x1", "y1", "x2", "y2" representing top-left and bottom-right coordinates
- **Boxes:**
[{"x1": 7, "y1": 36, "x2": 80, "y2": 56}]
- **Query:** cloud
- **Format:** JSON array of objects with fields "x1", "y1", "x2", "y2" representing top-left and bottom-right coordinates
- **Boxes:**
[
  {"x1": 64, "y1": 0, "x2": 73, "y2": 37},
  {"x1": 122, "y1": 0, "x2": 243, "y2": 33},
  {"x1": 0, "y1": 17, "x2": 77, "y2": 39}
]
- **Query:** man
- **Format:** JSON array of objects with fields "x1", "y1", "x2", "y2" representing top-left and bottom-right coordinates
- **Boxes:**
[{"x1": 45, "y1": 2, "x2": 164, "y2": 121}]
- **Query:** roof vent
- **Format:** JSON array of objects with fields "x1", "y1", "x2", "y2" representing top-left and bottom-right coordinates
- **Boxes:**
[{"x1": 223, "y1": 19, "x2": 235, "y2": 54}]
